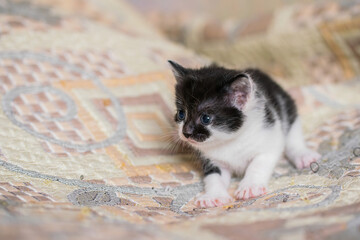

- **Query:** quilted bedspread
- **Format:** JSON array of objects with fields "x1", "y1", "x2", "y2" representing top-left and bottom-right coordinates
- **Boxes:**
[{"x1": 0, "y1": 0, "x2": 360, "y2": 239}]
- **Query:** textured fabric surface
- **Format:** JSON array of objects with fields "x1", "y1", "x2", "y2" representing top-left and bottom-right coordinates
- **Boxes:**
[{"x1": 0, "y1": 0, "x2": 360, "y2": 239}]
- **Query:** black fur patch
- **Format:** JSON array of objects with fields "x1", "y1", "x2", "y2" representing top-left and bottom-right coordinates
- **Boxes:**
[
  {"x1": 202, "y1": 159, "x2": 221, "y2": 176},
  {"x1": 183, "y1": 120, "x2": 211, "y2": 142},
  {"x1": 264, "y1": 104, "x2": 275, "y2": 127},
  {"x1": 212, "y1": 107, "x2": 244, "y2": 132},
  {"x1": 245, "y1": 69, "x2": 297, "y2": 131}
]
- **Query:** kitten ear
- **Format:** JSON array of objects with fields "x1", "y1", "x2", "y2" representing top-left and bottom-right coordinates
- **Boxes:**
[
  {"x1": 228, "y1": 74, "x2": 253, "y2": 109},
  {"x1": 168, "y1": 60, "x2": 188, "y2": 82}
]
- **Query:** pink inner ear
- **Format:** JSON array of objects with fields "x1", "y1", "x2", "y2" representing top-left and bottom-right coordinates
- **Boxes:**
[
  {"x1": 233, "y1": 91, "x2": 248, "y2": 108},
  {"x1": 230, "y1": 78, "x2": 251, "y2": 109}
]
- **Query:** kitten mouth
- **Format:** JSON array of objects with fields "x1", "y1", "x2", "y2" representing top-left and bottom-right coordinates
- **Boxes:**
[
  {"x1": 179, "y1": 135, "x2": 201, "y2": 144},
  {"x1": 187, "y1": 138, "x2": 198, "y2": 144},
  {"x1": 186, "y1": 136, "x2": 208, "y2": 144}
]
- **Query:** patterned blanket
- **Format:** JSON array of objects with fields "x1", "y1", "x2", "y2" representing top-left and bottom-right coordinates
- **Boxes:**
[{"x1": 0, "y1": 0, "x2": 360, "y2": 239}]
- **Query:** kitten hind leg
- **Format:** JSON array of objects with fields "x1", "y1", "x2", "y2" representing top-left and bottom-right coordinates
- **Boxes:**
[
  {"x1": 285, "y1": 118, "x2": 321, "y2": 169},
  {"x1": 195, "y1": 167, "x2": 232, "y2": 208}
]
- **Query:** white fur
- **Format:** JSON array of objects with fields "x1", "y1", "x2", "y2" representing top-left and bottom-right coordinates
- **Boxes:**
[
  {"x1": 179, "y1": 77, "x2": 320, "y2": 208},
  {"x1": 194, "y1": 167, "x2": 232, "y2": 208},
  {"x1": 285, "y1": 118, "x2": 321, "y2": 169}
]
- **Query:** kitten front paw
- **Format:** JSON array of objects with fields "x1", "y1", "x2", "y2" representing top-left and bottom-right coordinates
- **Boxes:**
[
  {"x1": 195, "y1": 192, "x2": 232, "y2": 208},
  {"x1": 235, "y1": 183, "x2": 267, "y2": 200},
  {"x1": 293, "y1": 150, "x2": 321, "y2": 169}
]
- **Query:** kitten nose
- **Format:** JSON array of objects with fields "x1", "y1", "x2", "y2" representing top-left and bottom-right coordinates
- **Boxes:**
[
  {"x1": 183, "y1": 124, "x2": 194, "y2": 138},
  {"x1": 183, "y1": 132, "x2": 191, "y2": 138}
]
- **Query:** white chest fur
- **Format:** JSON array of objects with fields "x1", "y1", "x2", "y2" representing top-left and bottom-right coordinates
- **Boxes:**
[{"x1": 197, "y1": 110, "x2": 285, "y2": 174}]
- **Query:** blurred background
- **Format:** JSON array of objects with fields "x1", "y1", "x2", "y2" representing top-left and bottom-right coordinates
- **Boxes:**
[{"x1": 126, "y1": 0, "x2": 360, "y2": 88}]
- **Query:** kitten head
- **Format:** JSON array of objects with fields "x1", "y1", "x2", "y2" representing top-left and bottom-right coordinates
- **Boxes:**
[{"x1": 169, "y1": 60, "x2": 254, "y2": 148}]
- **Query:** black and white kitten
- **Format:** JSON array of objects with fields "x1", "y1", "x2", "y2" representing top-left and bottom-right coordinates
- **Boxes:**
[{"x1": 169, "y1": 61, "x2": 321, "y2": 208}]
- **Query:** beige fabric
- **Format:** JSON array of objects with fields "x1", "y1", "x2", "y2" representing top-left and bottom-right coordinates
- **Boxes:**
[{"x1": 0, "y1": 0, "x2": 360, "y2": 239}]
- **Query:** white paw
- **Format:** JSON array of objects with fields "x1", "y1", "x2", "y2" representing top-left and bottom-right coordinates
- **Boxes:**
[
  {"x1": 195, "y1": 192, "x2": 232, "y2": 208},
  {"x1": 292, "y1": 150, "x2": 321, "y2": 169},
  {"x1": 235, "y1": 182, "x2": 267, "y2": 200}
]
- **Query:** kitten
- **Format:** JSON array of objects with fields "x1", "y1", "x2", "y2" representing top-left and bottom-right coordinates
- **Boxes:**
[{"x1": 169, "y1": 60, "x2": 321, "y2": 208}]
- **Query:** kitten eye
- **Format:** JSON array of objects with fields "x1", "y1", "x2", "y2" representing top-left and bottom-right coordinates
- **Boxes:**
[
  {"x1": 177, "y1": 109, "x2": 186, "y2": 121},
  {"x1": 200, "y1": 114, "x2": 212, "y2": 125}
]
